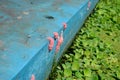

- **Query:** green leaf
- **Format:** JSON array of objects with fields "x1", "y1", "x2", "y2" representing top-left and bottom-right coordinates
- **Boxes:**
[
  {"x1": 74, "y1": 53, "x2": 81, "y2": 60},
  {"x1": 65, "y1": 62, "x2": 72, "y2": 69},
  {"x1": 72, "y1": 61, "x2": 79, "y2": 71},
  {"x1": 64, "y1": 69, "x2": 72, "y2": 77},
  {"x1": 98, "y1": 42, "x2": 105, "y2": 51},
  {"x1": 75, "y1": 71, "x2": 82, "y2": 78},
  {"x1": 92, "y1": 73, "x2": 98, "y2": 80},
  {"x1": 117, "y1": 71, "x2": 120, "y2": 79},
  {"x1": 65, "y1": 54, "x2": 70, "y2": 58},
  {"x1": 98, "y1": 72, "x2": 106, "y2": 80},
  {"x1": 84, "y1": 68, "x2": 92, "y2": 77},
  {"x1": 97, "y1": 53, "x2": 103, "y2": 59},
  {"x1": 84, "y1": 50, "x2": 90, "y2": 57},
  {"x1": 62, "y1": 62, "x2": 71, "y2": 69},
  {"x1": 62, "y1": 64, "x2": 66, "y2": 69},
  {"x1": 56, "y1": 79, "x2": 61, "y2": 80},
  {"x1": 85, "y1": 77, "x2": 92, "y2": 80},
  {"x1": 83, "y1": 58, "x2": 90, "y2": 67},
  {"x1": 66, "y1": 77, "x2": 73, "y2": 80}
]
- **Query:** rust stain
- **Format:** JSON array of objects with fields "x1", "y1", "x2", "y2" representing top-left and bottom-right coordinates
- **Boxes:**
[
  {"x1": 0, "y1": 16, "x2": 4, "y2": 19},
  {"x1": 0, "y1": 7, "x2": 17, "y2": 17},
  {"x1": 0, "y1": 40, "x2": 3, "y2": 48},
  {"x1": 0, "y1": 40, "x2": 5, "y2": 51}
]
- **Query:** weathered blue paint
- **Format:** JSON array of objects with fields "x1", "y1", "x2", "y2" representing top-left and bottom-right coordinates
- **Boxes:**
[{"x1": 0, "y1": 0, "x2": 99, "y2": 80}]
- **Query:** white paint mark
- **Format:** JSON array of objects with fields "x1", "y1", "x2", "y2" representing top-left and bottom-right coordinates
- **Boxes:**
[
  {"x1": 17, "y1": 16, "x2": 22, "y2": 20},
  {"x1": 23, "y1": 11, "x2": 29, "y2": 15}
]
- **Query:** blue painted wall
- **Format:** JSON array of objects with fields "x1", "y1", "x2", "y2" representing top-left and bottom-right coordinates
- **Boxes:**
[{"x1": 0, "y1": 0, "x2": 99, "y2": 80}]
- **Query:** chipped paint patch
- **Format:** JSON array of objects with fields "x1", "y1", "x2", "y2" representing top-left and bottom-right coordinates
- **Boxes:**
[
  {"x1": 23, "y1": 11, "x2": 29, "y2": 15},
  {"x1": 17, "y1": 16, "x2": 22, "y2": 20}
]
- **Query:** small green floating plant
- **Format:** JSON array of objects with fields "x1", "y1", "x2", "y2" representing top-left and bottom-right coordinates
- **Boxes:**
[{"x1": 49, "y1": 0, "x2": 120, "y2": 80}]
